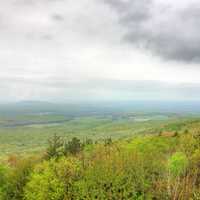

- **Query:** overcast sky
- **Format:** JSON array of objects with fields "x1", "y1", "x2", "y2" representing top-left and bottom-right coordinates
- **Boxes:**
[{"x1": 1, "y1": 0, "x2": 200, "y2": 102}]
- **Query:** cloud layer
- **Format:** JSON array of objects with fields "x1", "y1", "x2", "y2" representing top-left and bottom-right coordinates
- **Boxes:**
[
  {"x1": 0, "y1": 0, "x2": 200, "y2": 102},
  {"x1": 105, "y1": 0, "x2": 200, "y2": 62},
  {"x1": 1, "y1": 77, "x2": 200, "y2": 102}
]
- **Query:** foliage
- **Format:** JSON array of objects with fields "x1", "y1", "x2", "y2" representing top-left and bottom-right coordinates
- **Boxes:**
[
  {"x1": 24, "y1": 161, "x2": 65, "y2": 200},
  {"x1": 45, "y1": 134, "x2": 63, "y2": 160},
  {"x1": 0, "y1": 118, "x2": 200, "y2": 199},
  {"x1": 168, "y1": 152, "x2": 188, "y2": 177},
  {"x1": 0, "y1": 165, "x2": 8, "y2": 199},
  {"x1": 5, "y1": 157, "x2": 35, "y2": 200},
  {"x1": 0, "y1": 114, "x2": 187, "y2": 156},
  {"x1": 24, "y1": 157, "x2": 80, "y2": 200},
  {"x1": 64, "y1": 137, "x2": 82, "y2": 155}
]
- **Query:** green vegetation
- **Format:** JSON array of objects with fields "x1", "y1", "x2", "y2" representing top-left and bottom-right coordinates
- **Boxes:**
[
  {"x1": 0, "y1": 129, "x2": 200, "y2": 199},
  {"x1": 0, "y1": 112, "x2": 200, "y2": 199},
  {"x1": 0, "y1": 113, "x2": 196, "y2": 157}
]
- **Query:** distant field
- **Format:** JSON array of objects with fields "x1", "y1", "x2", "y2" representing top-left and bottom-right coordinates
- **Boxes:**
[{"x1": 0, "y1": 111, "x2": 199, "y2": 157}]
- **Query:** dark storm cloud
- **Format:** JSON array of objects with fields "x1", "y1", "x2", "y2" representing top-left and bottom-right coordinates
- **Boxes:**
[
  {"x1": 105, "y1": 0, "x2": 152, "y2": 22},
  {"x1": 104, "y1": 0, "x2": 200, "y2": 63}
]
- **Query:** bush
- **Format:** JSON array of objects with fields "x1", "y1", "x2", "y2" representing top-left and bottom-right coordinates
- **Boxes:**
[
  {"x1": 24, "y1": 157, "x2": 81, "y2": 200},
  {"x1": 24, "y1": 160, "x2": 65, "y2": 200},
  {"x1": 0, "y1": 165, "x2": 8, "y2": 199},
  {"x1": 5, "y1": 158, "x2": 34, "y2": 200},
  {"x1": 1, "y1": 129, "x2": 200, "y2": 199},
  {"x1": 168, "y1": 152, "x2": 188, "y2": 177}
]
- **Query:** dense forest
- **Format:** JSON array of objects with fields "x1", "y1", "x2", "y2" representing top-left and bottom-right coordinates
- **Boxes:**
[{"x1": 0, "y1": 128, "x2": 200, "y2": 200}]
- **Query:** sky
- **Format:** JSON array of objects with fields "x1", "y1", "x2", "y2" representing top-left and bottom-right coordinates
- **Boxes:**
[{"x1": 1, "y1": 0, "x2": 200, "y2": 102}]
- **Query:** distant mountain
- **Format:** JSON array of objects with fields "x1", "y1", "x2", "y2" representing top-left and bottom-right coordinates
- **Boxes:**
[
  {"x1": 0, "y1": 101, "x2": 59, "y2": 116},
  {"x1": 0, "y1": 100, "x2": 200, "y2": 117},
  {"x1": 15, "y1": 100, "x2": 55, "y2": 107}
]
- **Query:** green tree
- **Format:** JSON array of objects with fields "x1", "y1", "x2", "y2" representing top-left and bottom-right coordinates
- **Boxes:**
[
  {"x1": 173, "y1": 131, "x2": 179, "y2": 137},
  {"x1": 46, "y1": 134, "x2": 63, "y2": 160},
  {"x1": 85, "y1": 138, "x2": 93, "y2": 145},
  {"x1": 104, "y1": 137, "x2": 112, "y2": 146},
  {"x1": 64, "y1": 137, "x2": 82, "y2": 155},
  {"x1": 5, "y1": 158, "x2": 34, "y2": 200},
  {"x1": 24, "y1": 160, "x2": 65, "y2": 200}
]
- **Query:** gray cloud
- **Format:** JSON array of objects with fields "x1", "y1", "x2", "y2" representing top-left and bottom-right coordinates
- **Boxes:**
[
  {"x1": 104, "y1": 0, "x2": 200, "y2": 63},
  {"x1": 1, "y1": 76, "x2": 200, "y2": 102},
  {"x1": 1, "y1": 0, "x2": 200, "y2": 102},
  {"x1": 51, "y1": 14, "x2": 64, "y2": 22},
  {"x1": 105, "y1": 0, "x2": 152, "y2": 22}
]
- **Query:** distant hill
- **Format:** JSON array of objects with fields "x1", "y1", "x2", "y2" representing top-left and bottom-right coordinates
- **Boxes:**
[
  {"x1": 0, "y1": 100, "x2": 200, "y2": 117},
  {"x1": 15, "y1": 100, "x2": 56, "y2": 108},
  {"x1": 0, "y1": 101, "x2": 58, "y2": 116}
]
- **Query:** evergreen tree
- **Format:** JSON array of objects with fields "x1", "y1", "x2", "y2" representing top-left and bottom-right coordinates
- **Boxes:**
[{"x1": 46, "y1": 134, "x2": 63, "y2": 160}]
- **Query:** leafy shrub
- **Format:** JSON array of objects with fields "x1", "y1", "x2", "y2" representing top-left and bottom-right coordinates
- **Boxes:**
[
  {"x1": 1, "y1": 127, "x2": 200, "y2": 199},
  {"x1": 168, "y1": 152, "x2": 188, "y2": 177},
  {"x1": 0, "y1": 165, "x2": 8, "y2": 199},
  {"x1": 24, "y1": 160, "x2": 64, "y2": 200},
  {"x1": 24, "y1": 157, "x2": 80, "y2": 200},
  {"x1": 5, "y1": 157, "x2": 34, "y2": 200}
]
